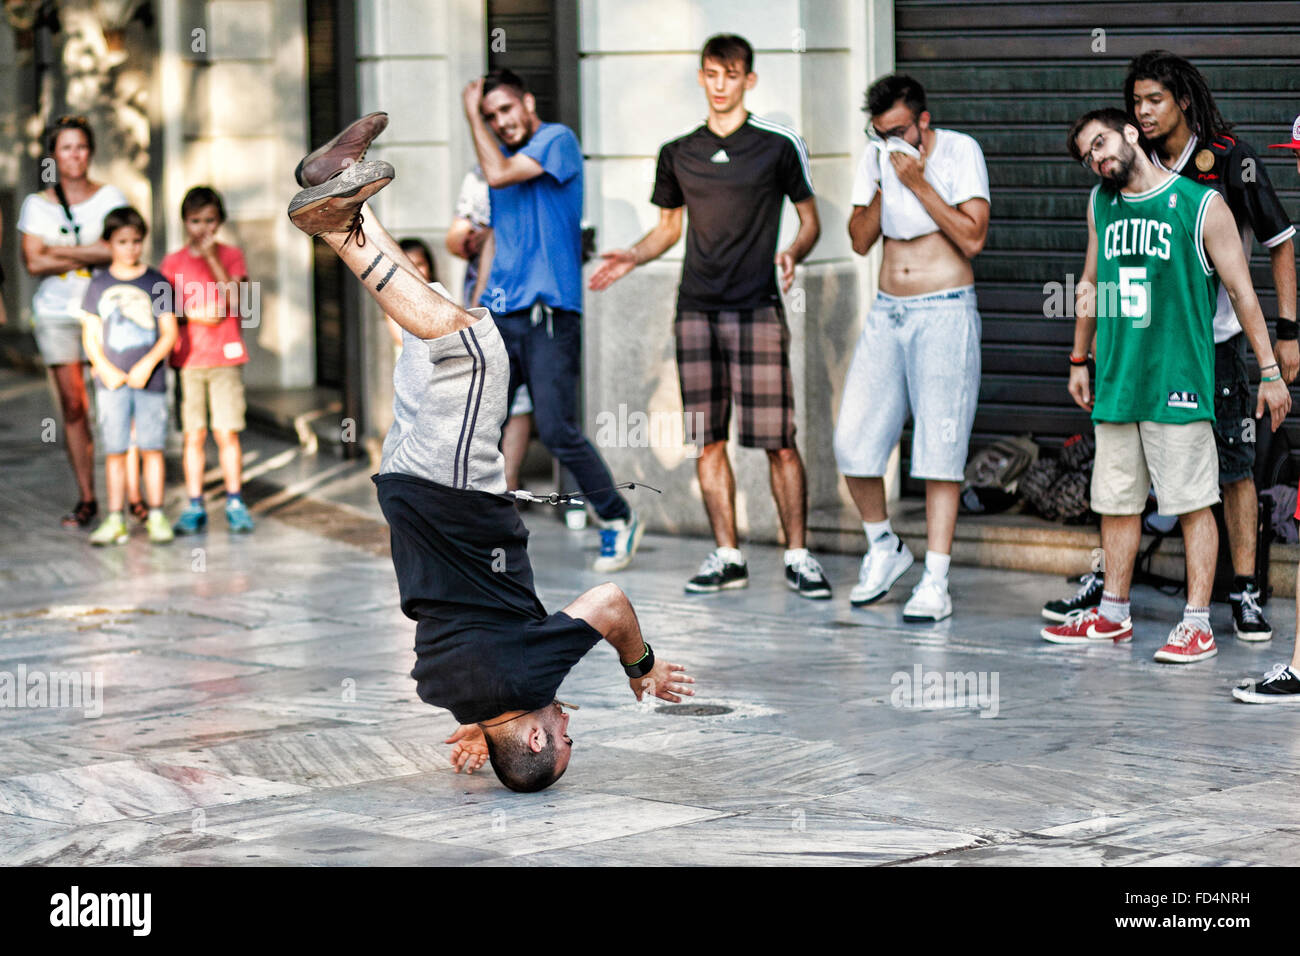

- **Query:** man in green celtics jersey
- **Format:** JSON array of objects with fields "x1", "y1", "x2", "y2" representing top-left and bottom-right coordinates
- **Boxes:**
[{"x1": 1041, "y1": 107, "x2": 1291, "y2": 664}]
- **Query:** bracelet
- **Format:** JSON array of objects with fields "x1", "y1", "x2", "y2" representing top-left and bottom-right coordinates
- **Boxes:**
[
  {"x1": 622, "y1": 642, "x2": 655, "y2": 679},
  {"x1": 1261, "y1": 363, "x2": 1280, "y2": 373},
  {"x1": 1277, "y1": 318, "x2": 1298, "y2": 341},
  {"x1": 1262, "y1": 374, "x2": 1283, "y2": 383},
  {"x1": 1069, "y1": 354, "x2": 1089, "y2": 367}
]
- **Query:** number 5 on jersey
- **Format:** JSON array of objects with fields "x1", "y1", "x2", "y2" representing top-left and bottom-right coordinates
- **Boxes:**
[{"x1": 1119, "y1": 266, "x2": 1150, "y2": 328}]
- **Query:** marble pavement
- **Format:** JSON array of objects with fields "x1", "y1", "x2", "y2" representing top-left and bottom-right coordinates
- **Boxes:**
[{"x1": 2, "y1": 367, "x2": 1299, "y2": 867}]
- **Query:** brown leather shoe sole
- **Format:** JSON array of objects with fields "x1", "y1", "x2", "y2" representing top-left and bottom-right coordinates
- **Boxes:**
[
  {"x1": 295, "y1": 112, "x2": 389, "y2": 188},
  {"x1": 287, "y1": 160, "x2": 394, "y2": 237}
]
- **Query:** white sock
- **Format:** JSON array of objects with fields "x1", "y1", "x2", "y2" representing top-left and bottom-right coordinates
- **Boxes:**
[
  {"x1": 717, "y1": 546, "x2": 743, "y2": 566},
  {"x1": 924, "y1": 551, "x2": 951, "y2": 581},
  {"x1": 864, "y1": 519, "x2": 895, "y2": 548},
  {"x1": 784, "y1": 548, "x2": 808, "y2": 566}
]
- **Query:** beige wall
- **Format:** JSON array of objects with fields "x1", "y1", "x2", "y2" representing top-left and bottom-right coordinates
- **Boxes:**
[
  {"x1": 157, "y1": 0, "x2": 313, "y2": 390},
  {"x1": 357, "y1": 0, "x2": 486, "y2": 448},
  {"x1": 579, "y1": 0, "x2": 895, "y2": 544}
]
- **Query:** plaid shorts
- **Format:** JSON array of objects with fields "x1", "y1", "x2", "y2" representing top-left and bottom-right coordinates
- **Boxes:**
[{"x1": 674, "y1": 304, "x2": 796, "y2": 449}]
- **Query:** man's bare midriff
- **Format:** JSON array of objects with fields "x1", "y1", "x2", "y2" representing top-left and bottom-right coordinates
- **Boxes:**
[{"x1": 879, "y1": 231, "x2": 974, "y2": 297}]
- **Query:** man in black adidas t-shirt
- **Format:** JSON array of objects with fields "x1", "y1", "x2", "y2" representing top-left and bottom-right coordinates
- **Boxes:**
[{"x1": 590, "y1": 33, "x2": 830, "y2": 599}]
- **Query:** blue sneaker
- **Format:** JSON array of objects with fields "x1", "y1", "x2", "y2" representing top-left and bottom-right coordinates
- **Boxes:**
[
  {"x1": 592, "y1": 509, "x2": 642, "y2": 572},
  {"x1": 172, "y1": 504, "x2": 207, "y2": 536},
  {"x1": 226, "y1": 499, "x2": 255, "y2": 533}
]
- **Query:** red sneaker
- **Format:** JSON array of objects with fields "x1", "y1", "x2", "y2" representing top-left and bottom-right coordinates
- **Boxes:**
[
  {"x1": 1153, "y1": 621, "x2": 1217, "y2": 663},
  {"x1": 1040, "y1": 606, "x2": 1133, "y2": 644}
]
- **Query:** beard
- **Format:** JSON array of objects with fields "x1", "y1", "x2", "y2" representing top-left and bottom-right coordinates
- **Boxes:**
[{"x1": 1099, "y1": 141, "x2": 1138, "y2": 187}]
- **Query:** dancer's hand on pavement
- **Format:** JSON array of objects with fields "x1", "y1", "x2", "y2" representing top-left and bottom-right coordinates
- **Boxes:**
[
  {"x1": 445, "y1": 724, "x2": 489, "y2": 774},
  {"x1": 1257, "y1": 378, "x2": 1292, "y2": 432},
  {"x1": 629, "y1": 659, "x2": 696, "y2": 703},
  {"x1": 588, "y1": 250, "x2": 637, "y2": 291}
]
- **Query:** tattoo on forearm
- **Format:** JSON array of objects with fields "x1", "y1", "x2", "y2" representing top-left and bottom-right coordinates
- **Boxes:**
[{"x1": 357, "y1": 251, "x2": 399, "y2": 292}]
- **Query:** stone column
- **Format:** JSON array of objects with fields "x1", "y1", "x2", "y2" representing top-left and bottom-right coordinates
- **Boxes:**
[{"x1": 356, "y1": 0, "x2": 485, "y2": 462}]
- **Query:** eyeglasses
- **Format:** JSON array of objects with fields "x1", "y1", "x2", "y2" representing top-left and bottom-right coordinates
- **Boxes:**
[
  {"x1": 867, "y1": 117, "x2": 917, "y2": 142},
  {"x1": 55, "y1": 114, "x2": 90, "y2": 127},
  {"x1": 1079, "y1": 130, "x2": 1110, "y2": 170}
]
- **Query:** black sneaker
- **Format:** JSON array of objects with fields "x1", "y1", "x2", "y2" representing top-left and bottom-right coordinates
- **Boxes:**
[
  {"x1": 1230, "y1": 584, "x2": 1273, "y2": 642},
  {"x1": 785, "y1": 551, "x2": 832, "y2": 600},
  {"x1": 685, "y1": 550, "x2": 748, "y2": 593},
  {"x1": 1042, "y1": 572, "x2": 1104, "y2": 622},
  {"x1": 1233, "y1": 663, "x2": 1300, "y2": 704},
  {"x1": 61, "y1": 499, "x2": 98, "y2": 528}
]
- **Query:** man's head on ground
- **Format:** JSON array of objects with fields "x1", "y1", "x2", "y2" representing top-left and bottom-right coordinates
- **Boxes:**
[
  {"x1": 102, "y1": 205, "x2": 148, "y2": 267},
  {"x1": 1069, "y1": 108, "x2": 1144, "y2": 187},
  {"x1": 865, "y1": 73, "x2": 929, "y2": 150},
  {"x1": 698, "y1": 34, "x2": 755, "y2": 116},
  {"x1": 398, "y1": 237, "x2": 436, "y2": 283},
  {"x1": 1125, "y1": 50, "x2": 1231, "y2": 150},
  {"x1": 481, "y1": 700, "x2": 573, "y2": 793},
  {"x1": 481, "y1": 69, "x2": 540, "y2": 150},
  {"x1": 180, "y1": 185, "x2": 226, "y2": 248}
]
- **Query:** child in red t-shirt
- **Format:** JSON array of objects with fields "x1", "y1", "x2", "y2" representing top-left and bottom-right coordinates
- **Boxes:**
[{"x1": 163, "y1": 186, "x2": 254, "y2": 534}]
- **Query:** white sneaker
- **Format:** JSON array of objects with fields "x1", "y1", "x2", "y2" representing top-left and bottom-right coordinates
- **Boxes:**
[
  {"x1": 849, "y1": 536, "x2": 914, "y2": 606},
  {"x1": 902, "y1": 572, "x2": 952, "y2": 623},
  {"x1": 592, "y1": 510, "x2": 643, "y2": 573}
]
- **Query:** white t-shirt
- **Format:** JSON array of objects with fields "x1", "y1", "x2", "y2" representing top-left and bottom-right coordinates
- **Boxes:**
[
  {"x1": 17, "y1": 184, "x2": 128, "y2": 320},
  {"x1": 851, "y1": 128, "x2": 989, "y2": 241},
  {"x1": 454, "y1": 167, "x2": 491, "y2": 228}
]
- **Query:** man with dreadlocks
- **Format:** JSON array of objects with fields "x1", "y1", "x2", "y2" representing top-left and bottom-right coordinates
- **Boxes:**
[{"x1": 1041, "y1": 50, "x2": 1297, "y2": 643}]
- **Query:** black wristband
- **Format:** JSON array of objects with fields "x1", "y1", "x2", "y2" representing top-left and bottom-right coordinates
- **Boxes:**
[
  {"x1": 1277, "y1": 318, "x2": 1298, "y2": 341},
  {"x1": 623, "y1": 642, "x2": 655, "y2": 679}
]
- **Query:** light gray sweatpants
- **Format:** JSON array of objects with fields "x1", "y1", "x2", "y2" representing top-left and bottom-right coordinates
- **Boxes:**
[{"x1": 379, "y1": 307, "x2": 508, "y2": 494}]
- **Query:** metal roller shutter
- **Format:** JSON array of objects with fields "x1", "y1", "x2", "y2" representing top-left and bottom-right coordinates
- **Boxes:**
[{"x1": 894, "y1": 0, "x2": 1300, "y2": 482}]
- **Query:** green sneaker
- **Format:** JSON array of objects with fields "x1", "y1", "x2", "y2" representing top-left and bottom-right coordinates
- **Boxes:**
[
  {"x1": 146, "y1": 509, "x2": 174, "y2": 544},
  {"x1": 89, "y1": 512, "x2": 129, "y2": 546}
]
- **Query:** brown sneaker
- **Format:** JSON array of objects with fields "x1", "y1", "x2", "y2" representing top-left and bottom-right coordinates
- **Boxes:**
[
  {"x1": 295, "y1": 112, "x2": 388, "y2": 188},
  {"x1": 287, "y1": 160, "x2": 394, "y2": 242}
]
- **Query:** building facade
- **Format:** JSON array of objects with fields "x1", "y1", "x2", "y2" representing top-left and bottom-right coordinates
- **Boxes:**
[{"x1": 2, "y1": 0, "x2": 1296, "y2": 548}]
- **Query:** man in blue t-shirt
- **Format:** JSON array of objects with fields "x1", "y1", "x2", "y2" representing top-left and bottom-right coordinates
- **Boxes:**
[{"x1": 462, "y1": 69, "x2": 641, "y2": 573}]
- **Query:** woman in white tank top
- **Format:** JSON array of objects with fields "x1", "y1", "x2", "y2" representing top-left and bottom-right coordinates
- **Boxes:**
[{"x1": 17, "y1": 116, "x2": 127, "y2": 527}]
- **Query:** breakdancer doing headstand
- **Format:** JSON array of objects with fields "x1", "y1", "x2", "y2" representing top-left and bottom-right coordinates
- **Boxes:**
[{"x1": 287, "y1": 118, "x2": 695, "y2": 792}]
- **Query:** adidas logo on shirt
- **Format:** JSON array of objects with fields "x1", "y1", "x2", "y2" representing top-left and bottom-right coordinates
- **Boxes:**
[
  {"x1": 709, "y1": 149, "x2": 729, "y2": 163},
  {"x1": 1167, "y1": 390, "x2": 1199, "y2": 409}
]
